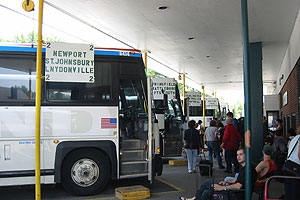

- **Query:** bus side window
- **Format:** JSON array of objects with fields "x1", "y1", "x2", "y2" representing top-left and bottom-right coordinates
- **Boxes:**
[
  {"x1": 46, "y1": 62, "x2": 112, "y2": 103},
  {"x1": 0, "y1": 57, "x2": 36, "y2": 103}
]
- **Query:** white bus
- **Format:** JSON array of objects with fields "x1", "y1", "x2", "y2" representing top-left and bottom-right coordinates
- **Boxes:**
[
  {"x1": 187, "y1": 98, "x2": 221, "y2": 127},
  {"x1": 153, "y1": 82, "x2": 184, "y2": 157},
  {"x1": 0, "y1": 44, "x2": 162, "y2": 196}
]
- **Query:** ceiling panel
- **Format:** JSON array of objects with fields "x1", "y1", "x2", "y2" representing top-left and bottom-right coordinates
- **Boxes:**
[{"x1": 3, "y1": 0, "x2": 300, "y2": 104}]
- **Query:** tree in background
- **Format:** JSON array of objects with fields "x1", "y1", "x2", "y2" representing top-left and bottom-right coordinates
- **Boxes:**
[
  {"x1": 231, "y1": 100, "x2": 244, "y2": 118},
  {"x1": 146, "y1": 68, "x2": 166, "y2": 78},
  {"x1": 0, "y1": 31, "x2": 62, "y2": 43}
]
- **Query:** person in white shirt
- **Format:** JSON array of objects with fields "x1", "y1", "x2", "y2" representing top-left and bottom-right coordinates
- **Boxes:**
[{"x1": 284, "y1": 126, "x2": 300, "y2": 200}]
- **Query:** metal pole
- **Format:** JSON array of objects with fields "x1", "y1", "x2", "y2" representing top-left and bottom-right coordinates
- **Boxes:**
[
  {"x1": 144, "y1": 52, "x2": 148, "y2": 71},
  {"x1": 35, "y1": 0, "x2": 44, "y2": 199},
  {"x1": 202, "y1": 85, "x2": 205, "y2": 129},
  {"x1": 241, "y1": 0, "x2": 252, "y2": 200},
  {"x1": 183, "y1": 73, "x2": 186, "y2": 115},
  {"x1": 186, "y1": 98, "x2": 190, "y2": 123},
  {"x1": 147, "y1": 76, "x2": 153, "y2": 183}
]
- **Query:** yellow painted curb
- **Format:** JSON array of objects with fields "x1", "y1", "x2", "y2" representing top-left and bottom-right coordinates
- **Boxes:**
[{"x1": 168, "y1": 160, "x2": 188, "y2": 166}]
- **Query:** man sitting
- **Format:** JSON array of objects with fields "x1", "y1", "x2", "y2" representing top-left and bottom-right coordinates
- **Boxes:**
[{"x1": 179, "y1": 148, "x2": 257, "y2": 200}]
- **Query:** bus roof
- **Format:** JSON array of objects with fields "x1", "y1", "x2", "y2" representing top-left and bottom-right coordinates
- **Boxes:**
[{"x1": 0, "y1": 43, "x2": 141, "y2": 57}]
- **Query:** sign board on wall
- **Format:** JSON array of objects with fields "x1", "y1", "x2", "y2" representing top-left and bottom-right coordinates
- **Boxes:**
[
  {"x1": 152, "y1": 78, "x2": 176, "y2": 100},
  {"x1": 45, "y1": 42, "x2": 95, "y2": 83},
  {"x1": 186, "y1": 91, "x2": 201, "y2": 106},
  {"x1": 206, "y1": 98, "x2": 219, "y2": 109},
  {"x1": 283, "y1": 91, "x2": 288, "y2": 106}
]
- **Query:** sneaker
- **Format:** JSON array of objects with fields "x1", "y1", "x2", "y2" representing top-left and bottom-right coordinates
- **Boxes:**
[{"x1": 188, "y1": 170, "x2": 192, "y2": 173}]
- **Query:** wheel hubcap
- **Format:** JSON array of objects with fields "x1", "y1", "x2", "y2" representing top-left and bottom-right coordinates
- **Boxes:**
[{"x1": 71, "y1": 158, "x2": 99, "y2": 187}]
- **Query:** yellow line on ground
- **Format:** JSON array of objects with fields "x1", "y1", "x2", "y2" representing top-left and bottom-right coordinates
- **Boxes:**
[
  {"x1": 81, "y1": 177, "x2": 184, "y2": 200},
  {"x1": 154, "y1": 177, "x2": 184, "y2": 193},
  {"x1": 81, "y1": 197, "x2": 115, "y2": 200},
  {"x1": 152, "y1": 190, "x2": 182, "y2": 195}
]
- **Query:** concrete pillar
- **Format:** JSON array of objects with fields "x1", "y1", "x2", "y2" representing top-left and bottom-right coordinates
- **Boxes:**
[{"x1": 249, "y1": 42, "x2": 264, "y2": 162}]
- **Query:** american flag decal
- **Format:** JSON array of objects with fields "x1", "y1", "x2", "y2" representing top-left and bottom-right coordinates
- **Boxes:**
[{"x1": 101, "y1": 118, "x2": 117, "y2": 129}]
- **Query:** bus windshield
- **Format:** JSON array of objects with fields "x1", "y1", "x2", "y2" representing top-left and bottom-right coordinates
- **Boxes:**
[
  {"x1": 119, "y1": 79, "x2": 146, "y2": 113},
  {"x1": 189, "y1": 106, "x2": 214, "y2": 116}
]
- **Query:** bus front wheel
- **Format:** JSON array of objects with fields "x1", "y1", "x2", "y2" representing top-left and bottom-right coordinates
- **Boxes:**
[{"x1": 61, "y1": 148, "x2": 110, "y2": 196}]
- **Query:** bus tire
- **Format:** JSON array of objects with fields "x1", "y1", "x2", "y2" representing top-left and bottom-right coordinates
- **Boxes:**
[{"x1": 61, "y1": 148, "x2": 110, "y2": 196}]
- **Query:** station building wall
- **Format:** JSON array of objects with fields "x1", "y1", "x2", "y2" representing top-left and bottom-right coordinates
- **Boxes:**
[
  {"x1": 276, "y1": 9, "x2": 300, "y2": 134},
  {"x1": 279, "y1": 58, "x2": 300, "y2": 134}
]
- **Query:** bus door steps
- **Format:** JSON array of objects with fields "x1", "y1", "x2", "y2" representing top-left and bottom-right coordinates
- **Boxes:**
[
  {"x1": 119, "y1": 173, "x2": 148, "y2": 179},
  {"x1": 121, "y1": 139, "x2": 146, "y2": 150},
  {"x1": 120, "y1": 161, "x2": 148, "y2": 174},
  {"x1": 121, "y1": 149, "x2": 145, "y2": 161}
]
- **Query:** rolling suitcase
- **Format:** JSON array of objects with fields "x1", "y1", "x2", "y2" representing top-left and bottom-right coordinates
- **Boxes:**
[
  {"x1": 199, "y1": 160, "x2": 213, "y2": 176},
  {"x1": 198, "y1": 150, "x2": 213, "y2": 177},
  {"x1": 196, "y1": 150, "x2": 214, "y2": 199}
]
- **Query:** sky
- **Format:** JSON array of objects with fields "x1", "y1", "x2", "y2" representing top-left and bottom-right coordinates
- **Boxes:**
[{"x1": 0, "y1": 0, "x2": 244, "y2": 107}]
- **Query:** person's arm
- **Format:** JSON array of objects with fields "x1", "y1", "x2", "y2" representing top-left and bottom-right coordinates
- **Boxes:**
[
  {"x1": 213, "y1": 182, "x2": 243, "y2": 191},
  {"x1": 214, "y1": 130, "x2": 219, "y2": 140},
  {"x1": 184, "y1": 130, "x2": 189, "y2": 141},
  {"x1": 255, "y1": 161, "x2": 268, "y2": 176},
  {"x1": 298, "y1": 138, "x2": 300, "y2": 160},
  {"x1": 219, "y1": 178, "x2": 237, "y2": 185},
  {"x1": 222, "y1": 127, "x2": 229, "y2": 143},
  {"x1": 204, "y1": 129, "x2": 208, "y2": 140}
]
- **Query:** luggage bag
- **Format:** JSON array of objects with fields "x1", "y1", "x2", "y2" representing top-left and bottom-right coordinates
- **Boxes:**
[{"x1": 198, "y1": 150, "x2": 213, "y2": 177}]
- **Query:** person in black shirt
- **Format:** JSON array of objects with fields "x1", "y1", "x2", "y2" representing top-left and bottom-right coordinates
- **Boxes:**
[
  {"x1": 184, "y1": 120, "x2": 201, "y2": 173},
  {"x1": 179, "y1": 148, "x2": 257, "y2": 200}
]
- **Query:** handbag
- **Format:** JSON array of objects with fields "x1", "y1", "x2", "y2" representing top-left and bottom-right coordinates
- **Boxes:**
[
  {"x1": 184, "y1": 129, "x2": 191, "y2": 149},
  {"x1": 184, "y1": 140, "x2": 190, "y2": 149},
  {"x1": 282, "y1": 138, "x2": 300, "y2": 176}
]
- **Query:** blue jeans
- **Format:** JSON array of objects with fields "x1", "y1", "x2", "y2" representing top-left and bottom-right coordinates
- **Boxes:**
[
  {"x1": 186, "y1": 148, "x2": 198, "y2": 171},
  {"x1": 195, "y1": 179, "x2": 231, "y2": 200},
  {"x1": 225, "y1": 150, "x2": 239, "y2": 172},
  {"x1": 206, "y1": 141, "x2": 223, "y2": 167}
]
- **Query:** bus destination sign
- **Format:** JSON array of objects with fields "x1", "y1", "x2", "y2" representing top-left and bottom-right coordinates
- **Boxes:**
[
  {"x1": 152, "y1": 78, "x2": 176, "y2": 100},
  {"x1": 45, "y1": 42, "x2": 95, "y2": 83},
  {"x1": 206, "y1": 98, "x2": 219, "y2": 109},
  {"x1": 186, "y1": 91, "x2": 201, "y2": 106}
]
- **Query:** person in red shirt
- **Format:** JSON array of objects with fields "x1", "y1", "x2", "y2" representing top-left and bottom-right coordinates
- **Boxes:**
[
  {"x1": 255, "y1": 145, "x2": 277, "y2": 190},
  {"x1": 221, "y1": 117, "x2": 242, "y2": 173}
]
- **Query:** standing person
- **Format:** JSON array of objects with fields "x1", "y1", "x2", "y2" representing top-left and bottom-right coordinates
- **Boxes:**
[
  {"x1": 237, "y1": 117, "x2": 245, "y2": 137},
  {"x1": 226, "y1": 112, "x2": 238, "y2": 127},
  {"x1": 197, "y1": 120, "x2": 205, "y2": 149},
  {"x1": 217, "y1": 121, "x2": 225, "y2": 142},
  {"x1": 263, "y1": 116, "x2": 269, "y2": 141},
  {"x1": 275, "y1": 119, "x2": 283, "y2": 136},
  {"x1": 284, "y1": 126, "x2": 300, "y2": 200},
  {"x1": 205, "y1": 120, "x2": 225, "y2": 169},
  {"x1": 217, "y1": 121, "x2": 225, "y2": 157},
  {"x1": 221, "y1": 117, "x2": 242, "y2": 173},
  {"x1": 184, "y1": 120, "x2": 201, "y2": 173},
  {"x1": 272, "y1": 132, "x2": 288, "y2": 172}
]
